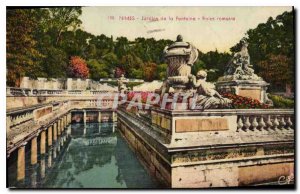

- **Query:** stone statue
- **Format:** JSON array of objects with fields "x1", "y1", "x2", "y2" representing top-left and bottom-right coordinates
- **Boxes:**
[
  {"x1": 162, "y1": 35, "x2": 198, "y2": 92},
  {"x1": 220, "y1": 39, "x2": 262, "y2": 81},
  {"x1": 189, "y1": 70, "x2": 232, "y2": 109},
  {"x1": 117, "y1": 74, "x2": 128, "y2": 93}
]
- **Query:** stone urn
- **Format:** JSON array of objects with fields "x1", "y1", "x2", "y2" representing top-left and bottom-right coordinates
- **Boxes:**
[{"x1": 163, "y1": 35, "x2": 198, "y2": 92}]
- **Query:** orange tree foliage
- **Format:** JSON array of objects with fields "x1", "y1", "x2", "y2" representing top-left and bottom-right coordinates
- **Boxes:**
[
  {"x1": 68, "y1": 56, "x2": 89, "y2": 79},
  {"x1": 143, "y1": 62, "x2": 157, "y2": 81}
]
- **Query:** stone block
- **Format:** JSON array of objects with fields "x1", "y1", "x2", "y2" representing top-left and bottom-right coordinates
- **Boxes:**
[
  {"x1": 175, "y1": 117, "x2": 229, "y2": 132},
  {"x1": 239, "y1": 88, "x2": 261, "y2": 101},
  {"x1": 172, "y1": 166, "x2": 206, "y2": 188},
  {"x1": 238, "y1": 162, "x2": 294, "y2": 185}
]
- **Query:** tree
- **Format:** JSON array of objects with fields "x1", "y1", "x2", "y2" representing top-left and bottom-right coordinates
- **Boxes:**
[
  {"x1": 257, "y1": 54, "x2": 293, "y2": 91},
  {"x1": 47, "y1": 7, "x2": 82, "y2": 45},
  {"x1": 156, "y1": 63, "x2": 168, "y2": 80},
  {"x1": 198, "y1": 50, "x2": 231, "y2": 81},
  {"x1": 114, "y1": 67, "x2": 125, "y2": 78},
  {"x1": 6, "y1": 8, "x2": 43, "y2": 86},
  {"x1": 87, "y1": 59, "x2": 109, "y2": 80},
  {"x1": 230, "y1": 10, "x2": 294, "y2": 91},
  {"x1": 68, "y1": 56, "x2": 89, "y2": 79},
  {"x1": 143, "y1": 62, "x2": 157, "y2": 81}
]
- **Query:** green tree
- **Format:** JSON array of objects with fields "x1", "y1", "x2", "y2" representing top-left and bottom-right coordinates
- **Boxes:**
[
  {"x1": 230, "y1": 10, "x2": 294, "y2": 91},
  {"x1": 156, "y1": 63, "x2": 168, "y2": 80},
  {"x1": 6, "y1": 9, "x2": 43, "y2": 86},
  {"x1": 87, "y1": 59, "x2": 109, "y2": 80}
]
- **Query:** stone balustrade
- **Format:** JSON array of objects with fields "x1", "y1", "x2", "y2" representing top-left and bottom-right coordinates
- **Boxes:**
[
  {"x1": 117, "y1": 106, "x2": 295, "y2": 187},
  {"x1": 235, "y1": 109, "x2": 294, "y2": 132},
  {"x1": 6, "y1": 87, "x2": 118, "y2": 97},
  {"x1": 6, "y1": 87, "x2": 33, "y2": 96},
  {"x1": 6, "y1": 98, "x2": 116, "y2": 155}
]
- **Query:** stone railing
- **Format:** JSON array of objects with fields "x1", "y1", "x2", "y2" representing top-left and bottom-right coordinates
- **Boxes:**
[
  {"x1": 6, "y1": 87, "x2": 33, "y2": 96},
  {"x1": 149, "y1": 107, "x2": 294, "y2": 139},
  {"x1": 7, "y1": 99, "x2": 116, "y2": 133},
  {"x1": 235, "y1": 109, "x2": 294, "y2": 132},
  {"x1": 7, "y1": 110, "x2": 34, "y2": 129},
  {"x1": 6, "y1": 87, "x2": 118, "y2": 97}
]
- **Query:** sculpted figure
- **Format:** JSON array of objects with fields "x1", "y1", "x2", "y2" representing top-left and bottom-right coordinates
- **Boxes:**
[
  {"x1": 117, "y1": 74, "x2": 128, "y2": 93},
  {"x1": 189, "y1": 70, "x2": 232, "y2": 109},
  {"x1": 223, "y1": 39, "x2": 262, "y2": 81}
]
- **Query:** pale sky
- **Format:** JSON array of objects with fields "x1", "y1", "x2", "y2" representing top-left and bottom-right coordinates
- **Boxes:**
[{"x1": 80, "y1": 6, "x2": 292, "y2": 53}]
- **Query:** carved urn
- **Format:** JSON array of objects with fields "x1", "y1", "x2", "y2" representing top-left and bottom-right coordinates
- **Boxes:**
[{"x1": 163, "y1": 35, "x2": 198, "y2": 91}]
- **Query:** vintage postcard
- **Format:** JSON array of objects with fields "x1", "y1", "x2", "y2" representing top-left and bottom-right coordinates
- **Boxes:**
[{"x1": 6, "y1": 6, "x2": 295, "y2": 189}]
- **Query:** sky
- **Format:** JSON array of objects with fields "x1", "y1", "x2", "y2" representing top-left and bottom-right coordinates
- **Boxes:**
[{"x1": 80, "y1": 6, "x2": 292, "y2": 53}]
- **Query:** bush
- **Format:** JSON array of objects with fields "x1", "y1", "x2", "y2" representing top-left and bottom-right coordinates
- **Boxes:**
[
  {"x1": 268, "y1": 94, "x2": 294, "y2": 108},
  {"x1": 222, "y1": 93, "x2": 269, "y2": 109}
]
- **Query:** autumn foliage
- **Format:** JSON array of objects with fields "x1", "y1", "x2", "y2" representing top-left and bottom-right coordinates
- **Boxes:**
[{"x1": 68, "y1": 56, "x2": 89, "y2": 79}]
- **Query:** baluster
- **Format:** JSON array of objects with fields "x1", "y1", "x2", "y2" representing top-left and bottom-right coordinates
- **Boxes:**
[
  {"x1": 237, "y1": 117, "x2": 243, "y2": 132},
  {"x1": 252, "y1": 117, "x2": 258, "y2": 131},
  {"x1": 279, "y1": 117, "x2": 286, "y2": 130},
  {"x1": 266, "y1": 115, "x2": 273, "y2": 130},
  {"x1": 258, "y1": 117, "x2": 266, "y2": 130},
  {"x1": 244, "y1": 116, "x2": 251, "y2": 131},
  {"x1": 286, "y1": 117, "x2": 293, "y2": 130},
  {"x1": 273, "y1": 116, "x2": 280, "y2": 130}
]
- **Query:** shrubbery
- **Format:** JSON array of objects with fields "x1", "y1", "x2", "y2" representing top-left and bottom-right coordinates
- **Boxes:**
[{"x1": 268, "y1": 94, "x2": 294, "y2": 108}]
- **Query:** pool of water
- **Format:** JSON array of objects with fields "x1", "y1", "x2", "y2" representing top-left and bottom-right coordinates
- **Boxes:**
[{"x1": 7, "y1": 123, "x2": 159, "y2": 188}]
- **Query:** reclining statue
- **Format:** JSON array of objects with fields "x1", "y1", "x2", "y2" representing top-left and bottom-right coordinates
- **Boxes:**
[{"x1": 189, "y1": 70, "x2": 232, "y2": 109}]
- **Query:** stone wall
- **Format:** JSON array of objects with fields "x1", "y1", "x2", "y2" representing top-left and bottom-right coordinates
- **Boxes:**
[
  {"x1": 117, "y1": 107, "x2": 294, "y2": 188},
  {"x1": 20, "y1": 77, "x2": 118, "y2": 91}
]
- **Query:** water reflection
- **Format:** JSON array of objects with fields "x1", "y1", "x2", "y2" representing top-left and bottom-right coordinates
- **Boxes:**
[{"x1": 8, "y1": 123, "x2": 159, "y2": 188}]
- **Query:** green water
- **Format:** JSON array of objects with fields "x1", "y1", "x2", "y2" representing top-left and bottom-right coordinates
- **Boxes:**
[{"x1": 7, "y1": 123, "x2": 159, "y2": 188}]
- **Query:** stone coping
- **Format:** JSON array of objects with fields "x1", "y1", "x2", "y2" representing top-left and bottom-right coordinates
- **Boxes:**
[
  {"x1": 171, "y1": 153, "x2": 294, "y2": 167},
  {"x1": 7, "y1": 109, "x2": 70, "y2": 156},
  {"x1": 7, "y1": 100, "x2": 68, "y2": 115},
  {"x1": 151, "y1": 107, "x2": 294, "y2": 117},
  {"x1": 117, "y1": 108, "x2": 294, "y2": 153},
  {"x1": 216, "y1": 80, "x2": 269, "y2": 86}
]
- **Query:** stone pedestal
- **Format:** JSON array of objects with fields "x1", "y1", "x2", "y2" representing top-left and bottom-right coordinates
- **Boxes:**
[{"x1": 216, "y1": 80, "x2": 269, "y2": 103}]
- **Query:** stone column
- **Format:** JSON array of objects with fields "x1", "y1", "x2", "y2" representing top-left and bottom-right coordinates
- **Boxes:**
[
  {"x1": 40, "y1": 131, "x2": 46, "y2": 155},
  {"x1": 57, "y1": 120, "x2": 61, "y2": 136},
  {"x1": 6, "y1": 116, "x2": 11, "y2": 133},
  {"x1": 98, "y1": 112, "x2": 101, "y2": 123},
  {"x1": 48, "y1": 125, "x2": 53, "y2": 147},
  {"x1": 31, "y1": 137, "x2": 37, "y2": 165},
  {"x1": 53, "y1": 123, "x2": 57, "y2": 141},
  {"x1": 68, "y1": 113, "x2": 71, "y2": 124},
  {"x1": 17, "y1": 143, "x2": 26, "y2": 181},
  {"x1": 61, "y1": 118, "x2": 63, "y2": 131},
  {"x1": 65, "y1": 115, "x2": 67, "y2": 126}
]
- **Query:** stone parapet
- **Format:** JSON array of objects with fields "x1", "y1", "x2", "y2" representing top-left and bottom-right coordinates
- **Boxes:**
[{"x1": 117, "y1": 107, "x2": 294, "y2": 188}]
